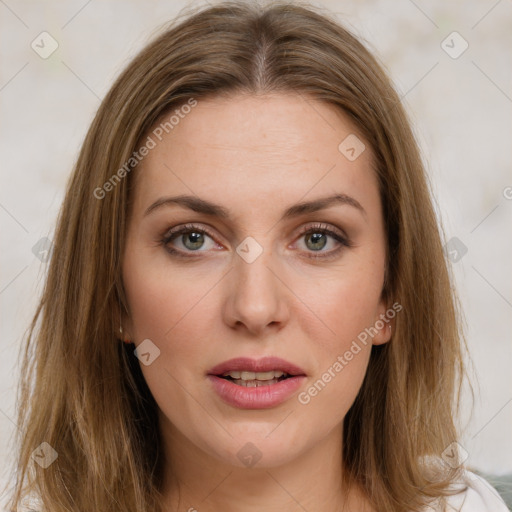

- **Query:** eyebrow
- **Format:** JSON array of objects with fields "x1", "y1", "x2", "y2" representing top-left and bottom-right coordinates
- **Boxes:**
[{"x1": 144, "y1": 193, "x2": 366, "y2": 220}]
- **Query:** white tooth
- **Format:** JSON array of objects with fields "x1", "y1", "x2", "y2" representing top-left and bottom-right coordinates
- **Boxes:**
[
  {"x1": 229, "y1": 370, "x2": 287, "y2": 381},
  {"x1": 255, "y1": 371, "x2": 275, "y2": 380},
  {"x1": 224, "y1": 370, "x2": 289, "y2": 382},
  {"x1": 232, "y1": 378, "x2": 281, "y2": 387}
]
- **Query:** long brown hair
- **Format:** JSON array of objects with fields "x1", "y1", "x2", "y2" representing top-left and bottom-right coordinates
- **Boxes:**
[{"x1": 7, "y1": 1, "x2": 468, "y2": 511}]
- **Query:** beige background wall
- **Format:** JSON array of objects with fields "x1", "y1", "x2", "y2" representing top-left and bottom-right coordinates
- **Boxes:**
[{"x1": 1, "y1": 0, "x2": 511, "y2": 500}]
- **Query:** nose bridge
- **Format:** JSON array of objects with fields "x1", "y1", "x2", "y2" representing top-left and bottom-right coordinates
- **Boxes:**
[{"x1": 226, "y1": 236, "x2": 288, "y2": 332}]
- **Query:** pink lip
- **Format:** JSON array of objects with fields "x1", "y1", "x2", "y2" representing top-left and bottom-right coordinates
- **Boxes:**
[
  {"x1": 207, "y1": 357, "x2": 307, "y2": 409},
  {"x1": 207, "y1": 375, "x2": 306, "y2": 409},
  {"x1": 207, "y1": 356, "x2": 306, "y2": 377}
]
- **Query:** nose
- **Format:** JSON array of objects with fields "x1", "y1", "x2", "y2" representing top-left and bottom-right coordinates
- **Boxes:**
[{"x1": 222, "y1": 244, "x2": 290, "y2": 336}]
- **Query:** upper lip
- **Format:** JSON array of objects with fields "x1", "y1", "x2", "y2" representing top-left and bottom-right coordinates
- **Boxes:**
[{"x1": 208, "y1": 357, "x2": 306, "y2": 376}]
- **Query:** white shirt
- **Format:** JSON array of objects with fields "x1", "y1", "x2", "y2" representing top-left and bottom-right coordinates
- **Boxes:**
[{"x1": 427, "y1": 470, "x2": 509, "y2": 511}]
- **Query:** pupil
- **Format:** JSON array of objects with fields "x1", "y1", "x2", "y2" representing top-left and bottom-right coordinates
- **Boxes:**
[
  {"x1": 307, "y1": 232, "x2": 326, "y2": 251},
  {"x1": 183, "y1": 232, "x2": 204, "y2": 250}
]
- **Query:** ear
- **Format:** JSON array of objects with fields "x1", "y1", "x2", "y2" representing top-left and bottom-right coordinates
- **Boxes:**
[
  {"x1": 120, "y1": 319, "x2": 134, "y2": 342},
  {"x1": 371, "y1": 297, "x2": 395, "y2": 346},
  {"x1": 117, "y1": 298, "x2": 134, "y2": 342}
]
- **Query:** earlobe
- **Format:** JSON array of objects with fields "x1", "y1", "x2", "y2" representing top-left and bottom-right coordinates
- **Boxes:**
[
  {"x1": 372, "y1": 322, "x2": 393, "y2": 346},
  {"x1": 118, "y1": 324, "x2": 132, "y2": 343},
  {"x1": 117, "y1": 296, "x2": 134, "y2": 343},
  {"x1": 371, "y1": 300, "x2": 395, "y2": 345}
]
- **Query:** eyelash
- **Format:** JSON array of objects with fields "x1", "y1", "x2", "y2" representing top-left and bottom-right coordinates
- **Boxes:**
[{"x1": 160, "y1": 222, "x2": 351, "y2": 260}]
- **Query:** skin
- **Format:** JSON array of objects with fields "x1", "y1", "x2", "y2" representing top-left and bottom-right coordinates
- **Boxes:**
[{"x1": 122, "y1": 93, "x2": 392, "y2": 512}]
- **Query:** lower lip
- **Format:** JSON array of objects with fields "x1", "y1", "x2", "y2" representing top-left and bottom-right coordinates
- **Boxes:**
[{"x1": 207, "y1": 375, "x2": 306, "y2": 409}]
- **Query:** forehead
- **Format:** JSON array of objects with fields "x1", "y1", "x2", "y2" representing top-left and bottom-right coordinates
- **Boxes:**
[{"x1": 133, "y1": 93, "x2": 377, "y2": 216}]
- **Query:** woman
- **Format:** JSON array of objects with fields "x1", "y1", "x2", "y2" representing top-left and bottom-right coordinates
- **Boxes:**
[{"x1": 6, "y1": 1, "x2": 508, "y2": 511}]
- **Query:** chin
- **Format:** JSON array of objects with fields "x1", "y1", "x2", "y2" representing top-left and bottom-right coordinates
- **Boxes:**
[{"x1": 206, "y1": 429, "x2": 308, "y2": 470}]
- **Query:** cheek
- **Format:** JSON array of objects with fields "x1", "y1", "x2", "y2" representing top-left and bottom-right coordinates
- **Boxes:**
[
  {"x1": 122, "y1": 249, "x2": 223, "y2": 407},
  {"x1": 293, "y1": 277, "x2": 378, "y2": 416},
  {"x1": 293, "y1": 259, "x2": 385, "y2": 350},
  {"x1": 290, "y1": 255, "x2": 384, "y2": 409},
  {"x1": 122, "y1": 251, "x2": 216, "y2": 407},
  {"x1": 122, "y1": 247, "x2": 218, "y2": 341}
]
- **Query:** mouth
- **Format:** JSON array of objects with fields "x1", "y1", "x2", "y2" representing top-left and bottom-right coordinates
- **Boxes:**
[
  {"x1": 217, "y1": 370, "x2": 293, "y2": 387},
  {"x1": 207, "y1": 357, "x2": 307, "y2": 409},
  {"x1": 208, "y1": 356, "x2": 306, "y2": 382}
]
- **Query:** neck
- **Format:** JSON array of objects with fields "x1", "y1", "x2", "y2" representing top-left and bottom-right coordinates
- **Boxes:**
[{"x1": 158, "y1": 416, "x2": 371, "y2": 512}]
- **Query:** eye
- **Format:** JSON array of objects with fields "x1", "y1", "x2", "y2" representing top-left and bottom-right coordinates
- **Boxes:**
[
  {"x1": 161, "y1": 223, "x2": 220, "y2": 257},
  {"x1": 293, "y1": 223, "x2": 351, "y2": 259},
  {"x1": 160, "y1": 222, "x2": 351, "y2": 259}
]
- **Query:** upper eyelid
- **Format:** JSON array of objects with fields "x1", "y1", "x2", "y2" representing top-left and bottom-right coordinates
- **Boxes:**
[
  {"x1": 163, "y1": 223, "x2": 216, "y2": 241},
  {"x1": 295, "y1": 222, "x2": 346, "y2": 238}
]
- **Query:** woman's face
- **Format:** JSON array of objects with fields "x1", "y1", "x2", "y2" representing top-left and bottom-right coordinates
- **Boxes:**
[{"x1": 122, "y1": 93, "x2": 391, "y2": 470}]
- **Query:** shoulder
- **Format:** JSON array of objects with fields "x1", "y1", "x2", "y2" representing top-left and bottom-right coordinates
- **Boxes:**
[{"x1": 441, "y1": 469, "x2": 509, "y2": 511}]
